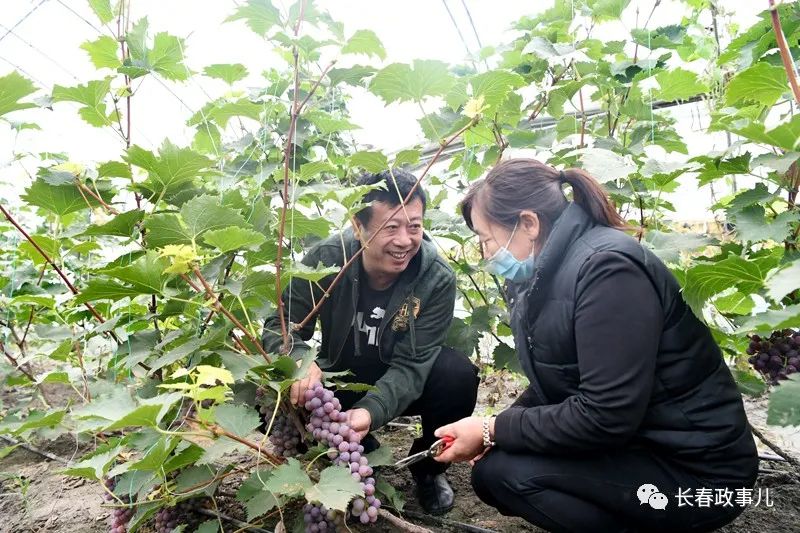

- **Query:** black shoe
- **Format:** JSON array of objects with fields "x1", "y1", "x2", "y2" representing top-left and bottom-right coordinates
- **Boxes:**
[{"x1": 414, "y1": 473, "x2": 454, "y2": 515}]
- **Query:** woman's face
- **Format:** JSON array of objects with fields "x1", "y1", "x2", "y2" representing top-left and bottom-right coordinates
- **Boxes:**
[{"x1": 470, "y1": 203, "x2": 540, "y2": 261}]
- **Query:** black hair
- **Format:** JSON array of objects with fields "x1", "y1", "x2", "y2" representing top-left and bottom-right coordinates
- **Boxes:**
[{"x1": 354, "y1": 169, "x2": 427, "y2": 227}]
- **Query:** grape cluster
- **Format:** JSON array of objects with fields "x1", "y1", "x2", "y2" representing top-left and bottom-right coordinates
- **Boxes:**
[
  {"x1": 747, "y1": 329, "x2": 800, "y2": 385},
  {"x1": 302, "y1": 382, "x2": 382, "y2": 528},
  {"x1": 103, "y1": 477, "x2": 133, "y2": 533},
  {"x1": 303, "y1": 502, "x2": 345, "y2": 532},
  {"x1": 153, "y1": 498, "x2": 207, "y2": 533},
  {"x1": 269, "y1": 413, "x2": 302, "y2": 457}
]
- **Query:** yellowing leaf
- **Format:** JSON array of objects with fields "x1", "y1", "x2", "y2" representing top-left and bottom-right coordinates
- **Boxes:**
[{"x1": 463, "y1": 95, "x2": 488, "y2": 119}]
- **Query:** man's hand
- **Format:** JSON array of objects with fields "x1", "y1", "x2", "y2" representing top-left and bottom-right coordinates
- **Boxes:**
[
  {"x1": 345, "y1": 408, "x2": 372, "y2": 441},
  {"x1": 433, "y1": 416, "x2": 486, "y2": 464},
  {"x1": 290, "y1": 362, "x2": 323, "y2": 406}
]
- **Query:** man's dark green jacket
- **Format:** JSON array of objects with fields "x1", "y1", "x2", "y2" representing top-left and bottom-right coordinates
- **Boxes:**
[{"x1": 262, "y1": 228, "x2": 456, "y2": 429}]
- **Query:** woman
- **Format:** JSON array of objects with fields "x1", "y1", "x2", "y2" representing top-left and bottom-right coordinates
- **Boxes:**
[{"x1": 434, "y1": 159, "x2": 758, "y2": 532}]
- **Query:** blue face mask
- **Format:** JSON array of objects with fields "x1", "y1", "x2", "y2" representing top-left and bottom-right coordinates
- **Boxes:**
[{"x1": 484, "y1": 221, "x2": 536, "y2": 283}]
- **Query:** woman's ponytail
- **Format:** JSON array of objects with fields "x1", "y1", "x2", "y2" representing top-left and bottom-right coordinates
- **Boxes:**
[{"x1": 560, "y1": 168, "x2": 628, "y2": 229}]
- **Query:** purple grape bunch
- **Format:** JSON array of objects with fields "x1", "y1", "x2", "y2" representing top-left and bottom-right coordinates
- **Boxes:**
[
  {"x1": 747, "y1": 329, "x2": 800, "y2": 385},
  {"x1": 303, "y1": 502, "x2": 345, "y2": 532},
  {"x1": 269, "y1": 413, "x2": 302, "y2": 457},
  {"x1": 302, "y1": 381, "x2": 382, "y2": 529},
  {"x1": 153, "y1": 499, "x2": 201, "y2": 533},
  {"x1": 103, "y1": 477, "x2": 133, "y2": 533}
]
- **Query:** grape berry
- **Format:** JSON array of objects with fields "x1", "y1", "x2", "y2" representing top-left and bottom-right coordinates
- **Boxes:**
[
  {"x1": 747, "y1": 329, "x2": 800, "y2": 385},
  {"x1": 103, "y1": 477, "x2": 133, "y2": 533}
]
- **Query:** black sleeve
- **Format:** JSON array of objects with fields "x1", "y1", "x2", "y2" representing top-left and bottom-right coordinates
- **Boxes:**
[{"x1": 494, "y1": 251, "x2": 662, "y2": 453}]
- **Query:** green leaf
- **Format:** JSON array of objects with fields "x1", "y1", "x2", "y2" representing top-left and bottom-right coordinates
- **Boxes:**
[
  {"x1": 142, "y1": 213, "x2": 191, "y2": 248},
  {"x1": 683, "y1": 255, "x2": 771, "y2": 317},
  {"x1": 305, "y1": 466, "x2": 363, "y2": 511},
  {"x1": 642, "y1": 230, "x2": 714, "y2": 264},
  {"x1": 127, "y1": 140, "x2": 214, "y2": 196},
  {"x1": 286, "y1": 209, "x2": 331, "y2": 238},
  {"x1": 364, "y1": 446, "x2": 393, "y2": 467},
  {"x1": 286, "y1": 262, "x2": 339, "y2": 282},
  {"x1": 81, "y1": 209, "x2": 144, "y2": 238},
  {"x1": 588, "y1": 0, "x2": 631, "y2": 21},
  {"x1": 52, "y1": 78, "x2": 113, "y2": 127},
  {"x1": 328, "y1": 65, "x2": 375, "y2": 87},
  {"x1": 61, "y1": 445, "x2": 121, "y2": 480},
  {"x1": 80, "y1": 36, "x2": 121, "y2": 70},
  {"x1": 733, "y1": 114, "x2": 800, "y2": 152},
  {"x1": 103, "y1": 404, "x2": 164, "y2": 431},
  {"x1": 767, "y1": 375, "x2": 800, "y2": 426},
  {"x1": 149, "y1": 336, "x2": 205, "y2": 372},
  {"x1": 370, "y1": 60, "x2": 455, "y2": 104},
  {"x1": 376, "y1": 477, "x2": 405, "y2": 511},
  {"x1": 713, "y1": 291, "x2": 754, "y2": 315},
  {"x1": 74, "y1": 280, "x2": 142, "y2": 304},
  {"x1": 493, "y1": 342, "x2": 523, "y2": 374},
  {"x1": 18, "y1": 234, "x2": 60, "y2": 265},
  {"x1": 305, "y1": 110, "x2": 360, "y2": 134},
  {"x1": 72, "y1": 389, "x2": 137, "y2": 423},
  {"x1": 176, "y1": 465, "x2": 220, "y2": 495},
  {"x1": 10, "y1": 294, "x2": 56, "y2": 309},
  {"x1": 88, "y1": 0, "x2": 114, "y2": 24},
  {"x1": 522, "y1": 37, "x2": 575, "y2": 60},
  {"x1": 655, "y1": 68, "x2": 707, "y2": 101},
  {"x1": 342, "y1": 29, "x2": 386, "y2": 60},
  {"x1": 129, "y1": 437, "x2": 179, "y2": 471},
  {"x1": 349, "y1": 151, "x2": 388, "y2": 172},
  {"x1": 568, "y1": 148, "x2": 637, "y2": 182},
  {"x1": 148, "y1": 32, "x2": 190, "y2": 81},
  {"x1": 726, "y1": 62, "x2": 788, "y2": 107},
  {"x1": 202, "y1": 226, "x2": 266, "y2": 252},
  {"x1": 766, "y1": 261, "x2": 800, "y2": 303},
  {"x1": 0, "y1": 70, "x2": 37, "y2": 118},
  {"x1": 631, "y1": 25, "x2": 686, "y2": 50},
  {"x1": 731, "y1": 206, "x2": 800, "y2": 244},
  {"x1": 203, "y1": 63, "x2": 249, "y2": 84},
  {"x1": 181, "y1": 195, "x2": 249, "y2": 240},
  {"x1": 738, "y1": 304, "x2": 800, "y2": 334},
  {"x1": 214, "y1": 404, "x2": 261, "y2": 438},
  {"x1": 299, "y1": 161, "x2": 337, "y2": 181},
  {"x1": 470, "y1": 70, "x2": 525, "y2": 115},
  {"x1": 21, "y1": 178, "x2": 109, "y2": 216},
  {"x1": 98, "y1": 161, "x2": 132, "y2": 179},
  {"x1": 101, "y1": 251, "x2": 168, "y2": 294},
  {"x1": 237, "y1": 468, "x2": 272, "y2": 501},
  {"x1": 393, "y1": 149, "x2": 421, "y2": 168},
  {"x1": 732, "y1": 368, "x2": 767, "y2": 397},
  {"x1": 190, "y1": 99, "x2": 263, "y2": 128},
  {"x1": 225, "y1": 0, "x2": 281, "y2": 36},
  {"x1": 13, "y1": 409, "x2": 66, "y2": 434},
  {"x1": 264, "y1": 458, "x2": 312, "y2": 497}
]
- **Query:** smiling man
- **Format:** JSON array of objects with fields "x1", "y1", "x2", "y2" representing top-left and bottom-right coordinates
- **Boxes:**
[{"x1": 262, "y1": 169, "x2": 479, "y2": 515}]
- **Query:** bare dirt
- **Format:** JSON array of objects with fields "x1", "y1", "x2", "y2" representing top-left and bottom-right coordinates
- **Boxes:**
[{"x1": 1, "y1": 372, "x2": 798, "y2": 533}]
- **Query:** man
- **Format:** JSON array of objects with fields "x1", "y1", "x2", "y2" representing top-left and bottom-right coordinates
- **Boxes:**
[{"x1": 262, "y1": 169, "x2": 479, "y2": 515}]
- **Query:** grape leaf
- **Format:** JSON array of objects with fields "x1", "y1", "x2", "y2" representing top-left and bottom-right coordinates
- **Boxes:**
[
  {"x1": 202, "y1": 226, "x2": 266, "y2": 252},
  {"x1": 732, "y1": 368, "x2": 767, "y2": 397},
  {"x1": 52, "y1": 78, "x2": 113, "y2": 127},
  {"x1": 493, "y1": 342, "x2": 523, "y2": 374},
  {"x1": 225, "y1": 0, "x2": 282, "y2": 36},
  {"x1": 214, "y1": 404, "x2": 261, "y2": 438},
  {"x1": 731, "y1": 206, "x2": 800, "y2": 244},
  {"x1": 567, "y1": 148, "x2": 637, "y2": 182},
  {"x1": 767, "y1": 375, "x2": 800, "y2": 426},
  {"x1": 737, "y1": 304, "x2": 800, "y2": 334},
  {"x1": 766, "y1": 261, "x2": 800, "y2": 303},
  {"x1": 142, "y1": 213, "x2": 191, "y2": 248},
  {"x1": 470, "y1": 70, "x2": 525, "y2": 115},
  {"x1": 726, "y1": 62, "x2": 788, "y2": 107},
  {"x1": 18, "y1": 234, "x2": 60, "y2": 265},
  {"x1": 126, "y1": 140, "x2": 214, "y2": 196},
  {"x1": 342, "y1": 29, "x2": 386, "y2": 60},
  {"x1": 203, "y1": 63, "x2": 249, "y2": 84},
  {"x1": 180, "y1": 195, "x2": 250, "y2": 241},
  {"x1": 61, "y1": 445, "x2": 122, "y2": 480},
  {"x1": 21, "y1": 178, "x2": 111, "y2": 216},
  {"x1": 733, "y1": 114, "x2": 800, "y2": 152},
  {"x1": 642, "y1": 230, "x2": 714, "y2": 265},
  {"x1": 88, "y1": 0, "x2": 114, "y2": 24},
  {"x1": 349, "y1": 151, "x2": 388, "y2": 173},
  {"x1": 328, "y1": 65, "x2": 375, "y2": 87},
  {"x1": 81, "y1": 209, "x2": 144, "y2": 238},
  {"x1": 370, "y1": 60, "x2": 455, "y2": 104},
  {"x1": 0, "y1": 70, "x2": 37, "y2": 118},
  {"x1": 305, "y1": 466, "x2": 363, "y2": 511},
  {"x1": 364, "y1": 446, "x2": 393, "y2": 467},
  {"x1": 80, "y1": 36, "x2": 121, "y2": 70},
  {"x1": 655, "y1": 68, "x2": 707, "y2": 101},
  {"x1": 713, "y1": 291, "x2": 754, "y2": 315},
  {"x1": 286, "y1": 208, "x2": 332, "y2": 238},
  {"x1": 101, "y1": 251, "x2": 168, "y2": 294},
  {"x1": 98, "y1": 161, "x2": 132, "y2": 179},
  {"x1": 683, "y1": 255, "x2": 771, "y2": 317},
  {"x1": 286, "y1": 262, "x2": 339, "y2": 282},
  {"x1": 264, "y1": 458, "x2": 312, "y2": 497}
]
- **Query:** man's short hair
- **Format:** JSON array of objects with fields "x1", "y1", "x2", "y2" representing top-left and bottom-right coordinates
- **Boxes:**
[{"x1": 354, "y1": 169, "x2": 427, "y2": 227}]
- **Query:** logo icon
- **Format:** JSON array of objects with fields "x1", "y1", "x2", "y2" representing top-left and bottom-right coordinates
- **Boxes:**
[{"x1": 637, "y1": 484, "x2": 668, "y2": 510}]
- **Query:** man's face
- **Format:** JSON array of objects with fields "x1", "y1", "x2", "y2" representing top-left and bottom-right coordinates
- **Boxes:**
[{"x1": 355, "y1": 198, "x2": 425, "y2": 286}]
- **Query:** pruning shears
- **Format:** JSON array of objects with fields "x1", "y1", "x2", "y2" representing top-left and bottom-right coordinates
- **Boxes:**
[{"x1": 393, "y1": 436, "x2": 455, "y2": 469}]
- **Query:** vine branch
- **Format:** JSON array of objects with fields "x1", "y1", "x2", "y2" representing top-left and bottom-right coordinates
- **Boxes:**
[{"x1": 768, "y1": 0, "x2": 800, "y2": 105}]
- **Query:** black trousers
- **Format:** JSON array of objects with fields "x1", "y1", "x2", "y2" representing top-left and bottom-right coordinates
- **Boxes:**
[
  {"x1": 338, "y1": 346, "x2": 479, "y2": 477},
  {"x1": 471, "y1": 446, "x2": 754, "y2": 533}
]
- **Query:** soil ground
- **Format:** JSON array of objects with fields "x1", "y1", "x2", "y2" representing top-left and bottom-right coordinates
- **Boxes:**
[{"x1": 1, "y1": 372, "x2": 798, "y2": 533}]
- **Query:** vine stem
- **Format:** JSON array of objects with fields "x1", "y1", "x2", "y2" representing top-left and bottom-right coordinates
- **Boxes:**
[
  {"x1": 0, "y1": 340, "x2": 36, "y2": 382},
  {"x1": 74, "y1": 180, "x2": 119, "y2": 215},
  {"x1": 768, "y1": 0, "x2": 800, "y2": 105},
  {"x1": 0, "y1": 203, "x2": 121, "y2": 345},
  {"x1": 750, "y1": 423, "x2": 799, "y2": 469},
  {"x1": 293, "y1": 117, "x2": 479, "y2": 331},
  {"x1": 186, "y1": 416, "x2": 284, "y2": 465},
  {"x1": 377, "y1": 509, "x2": 432, "y2": 533},
  {"x1": 186, "y1": 268, "x2": 273, "y2": 363}
]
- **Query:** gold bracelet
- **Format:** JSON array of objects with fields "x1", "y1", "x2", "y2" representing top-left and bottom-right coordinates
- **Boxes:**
[{"x1": 482, "y1": 416, "x2": 495, "y2": 448}]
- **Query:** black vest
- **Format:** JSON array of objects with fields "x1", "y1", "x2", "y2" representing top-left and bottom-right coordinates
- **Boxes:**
[{"x1": 507, "y1": 203, "x2": 757, "y2": 480}]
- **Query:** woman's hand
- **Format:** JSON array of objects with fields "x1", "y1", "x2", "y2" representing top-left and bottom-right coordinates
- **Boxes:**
[{"x1": 433, "y1": 416, "x2": 487, "y2": 463}]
